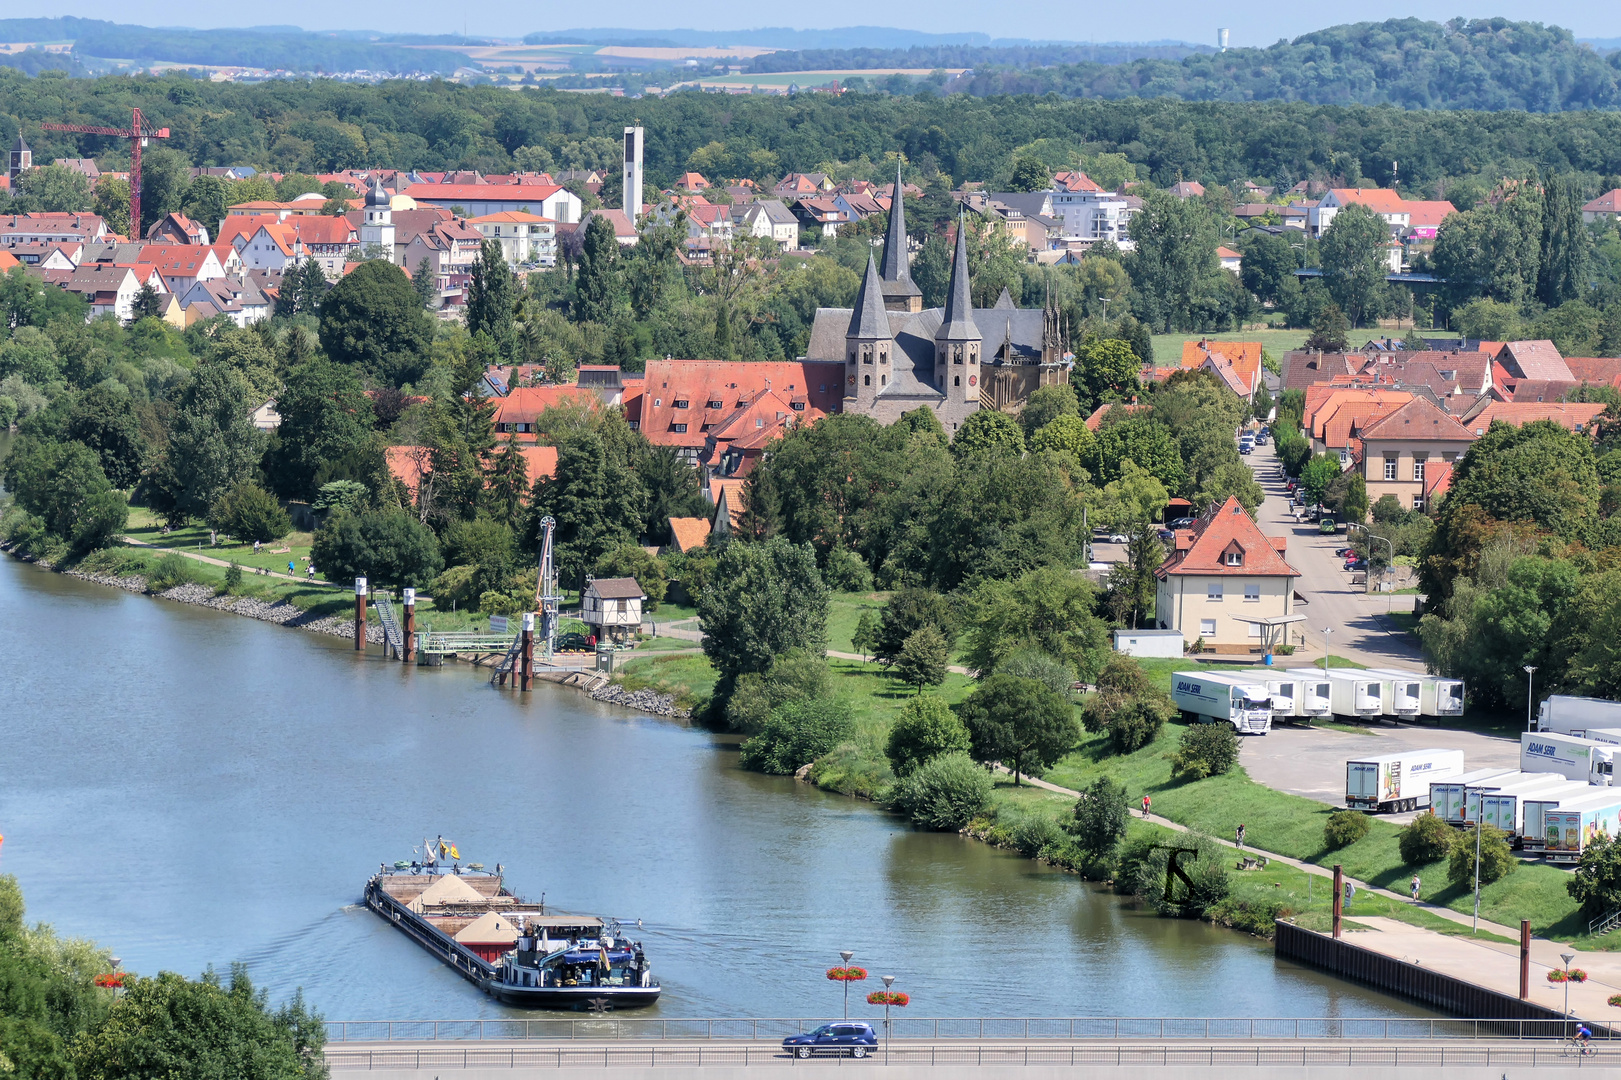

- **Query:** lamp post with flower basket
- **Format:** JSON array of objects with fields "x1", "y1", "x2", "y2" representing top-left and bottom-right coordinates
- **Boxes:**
[
  {"x1": 1549, "y1": 957, "x2": 1586, "y2": 1019},
  {"x1": 826, "y1": 954, "x2": 867, "y2": 1019},
  {"x1": 868, "y1": 976, "x2": 909, "y2": 1062}
]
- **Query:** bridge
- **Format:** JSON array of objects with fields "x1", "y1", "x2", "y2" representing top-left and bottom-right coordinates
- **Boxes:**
[{"x1": 416, "y1": 631, "x2": 520, "y2": 656}]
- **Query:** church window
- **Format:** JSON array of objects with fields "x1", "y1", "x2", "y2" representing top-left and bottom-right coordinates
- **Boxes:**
[
  {"x1": 953, "y1": 345, "x2": 963, "y2": 364},
  {"x1": 954, "y1": 376, "x2": 960, "y2": 387},
  {"x1": 881, "y1": 375, "x2": 887, "y2": 386},
  {"x1": 862, "y1": 345, "x2": 873, "y2": 364},
  {"x1": 863, "y1": 375, "x2": 870, "y2": 386}
]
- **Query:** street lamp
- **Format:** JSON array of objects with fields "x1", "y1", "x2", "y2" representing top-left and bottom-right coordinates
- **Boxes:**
[
  {"x1": 1350, "y1": 523, "x2": 1394, "y2": 608},
  {"x1": 1470, "y1": 805, "x2": 1483, "y2": 934},
  {"x1": 1321, "y1": 627, "x2": 1333, "y2": 676},
  {"x1": 828, "y1": 951, "x2": 863, "y2": 1019},
  {"x1": 881, "y1": 975, "x2": 895, "y2": 1061},
  {"x1": 1560, "y1": 952, "x2": 1576, "y2": 1017},
  {"x1": 1524, "y1": 666, "x2": 1538, "y2": 733}
]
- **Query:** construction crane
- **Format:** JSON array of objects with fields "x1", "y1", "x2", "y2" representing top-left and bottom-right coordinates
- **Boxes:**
[
  {"x1": 533, "y1": 516, "x2": 562, "y2": 657},
  {"x1": 40, "y1": 107, "x2": 170, "y2": 240}
]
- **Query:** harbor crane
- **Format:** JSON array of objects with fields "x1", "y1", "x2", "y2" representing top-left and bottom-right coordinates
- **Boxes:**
[
  {"x1": 41, "y1": 107, "x2": 170, "y2": 239},
  {"x1": 533, "y1": 515, "x2": 563, "y2": 657}
]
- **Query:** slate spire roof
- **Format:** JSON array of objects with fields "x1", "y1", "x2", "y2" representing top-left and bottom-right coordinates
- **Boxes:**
[
  {"x1": 878, "y1": 161, "x2": 920, "y2": 301},
  {"x1": 936, "y1": 214, "x2": 980, "y2": 343},
  {"x1": 847, "y1": 252, "x2": 890, "y2": 339}
]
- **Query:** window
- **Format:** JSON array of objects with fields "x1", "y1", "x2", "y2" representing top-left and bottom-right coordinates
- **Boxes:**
[
  {"x1": 954, "y1": 376, "x2": 961, "y2": 386},
  {"x1": 1339, "y1": 448, "x2": 1348, "y2": 464},
  {"x1": 708, "y1": 399, "x2": 723, "y2": 409},
  {"x1": 1442, "y1": 451, "x2": 1457, "y2": 463},
  {"x1": 671, "y1": 423, "x2": 687, "y2": 433},
  {"x1": 673, "y1": 399, "x2": 689, "y2": 409},
  {"x1": 1413, "y1": 494, "x2": 1425, "y2": 510},
  {"x1": 756, "y1": 418, "x2": 764, "y2": 428},
  {"x1": 1244, "y1": 582, "x2": 1260, "y2": 601},
  {"x1": 1248, "y1": 621, "x2": 1263, "y2": 638},
  {"x1": 653, "y1": 398, "x2": 661, "y2": 407},
  {"x1": 791, "y1": 401, "x2": 805, "y2": 411},
  {"x1": 1225, "y1": 551, "x2": 1242, "y2": 567},
  {"x1": 1200, "y1": 619, "x2": 1217, "y2": 637},
  {"x1": 1383, "y1": 456, "x2": 1398, "y2": 481},
  {"x1": 1207, "y1": 582, "x2": 1223, "y2": 601},
  {"x1": 1412, "y1": 454, "x2": 1427, "y2": 482},
  {"x1": 863, "y1": 375, "x2": 870, "y2": 386}
]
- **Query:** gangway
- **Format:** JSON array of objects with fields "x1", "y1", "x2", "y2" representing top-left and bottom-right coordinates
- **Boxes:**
[
  {"x1": 373, "y1": 594, "x2": 404, "y2": 658},
  {"x1": 417, "y1": 631, "x2": 519, "y2": 656}
]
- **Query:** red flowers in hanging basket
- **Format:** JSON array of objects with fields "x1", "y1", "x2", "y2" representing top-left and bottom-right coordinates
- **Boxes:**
[
  {"x1": 826, "y1": 966, "x2": 868, "y2": 982},
  {"x1": 1608, "y1": 993, "x2": 1621, "y2": 1008},
  {"x1": 867, "y1": 991, "x2": 909, "y2": 1007},
  {"x1": 1547, "y1": 969, "x2": 1588, "y2": 984},
  {"x1": 93, "y1": 972, "x2": 127, "y2": 988}
]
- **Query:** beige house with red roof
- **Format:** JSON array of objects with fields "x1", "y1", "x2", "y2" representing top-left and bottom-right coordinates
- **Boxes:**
[
  {"x1": 1308, "y1": 188, "x2": 1409, "y2": 238},
  {"x1": 1582, "y1": 189, "x2": 1621, "y2": 224},
  {"x1": 639, "y1": 359, "x2": 844, "y2": 468},
  {"x1": 1356, "y1": 397, "x2": 1475, "y2": 512},
  {"x1": 1154, "y1": 496, "x2": 1301, "y2": 654}
]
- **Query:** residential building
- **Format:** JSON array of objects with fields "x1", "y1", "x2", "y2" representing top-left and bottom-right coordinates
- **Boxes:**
[
  {"x1": 772, "y1": 172, "x2": 834, "y2": 200},
  {"x1": 1495, "y1": 340, "x2": 1574, "y2": 383},
  {"x1": 576, "y1": 208, "x2": 640, "y2": 248},
  {"x1": 1153, "y1": 496, "x2": 1301, "y2": 654},
  {"x1": 250, "y1": 400, "x2": 281, "y2": 431},
  {"x1": 580, "y1": 578, "x2": 645, "y2": 644},
  {"x1": 737, "y1": 199, "x2": 799, "y2": 249},
  {"x1": 225, "y1": 199, "x2": 331, "y2": 221},
  {"x1": 790, "y1": 197, "x2": 845, "y2": 237},
  {"x1": 1180, "y1": 340, "x2": 1262, "y2": 401},
  {"x1": 1168, "y1": 181, "x2": 1205, "y2": 199},
  {"x1": 638, "y1": 359, "x2": 844, "y2": 468},
  {"x1": 832, "y1": 191, "x2": 885, "y2": 223},
  {"x1": 177, "y1": 276, "x2": 271, "y2": 327},
  {"x1": 1308, "y1": 188, "x2": 1410, "y2": 238},
  {"x1": 1050, "y1": 187, "x2": 1134, "y2": 246},
  {"x1": 1216, "y1": 246, "x2": 1242, "y2": 273},
  {"x1": 286, "y1": 217, "x2": 360, "y2": 275},
  {"x1": 674, "y1": 171, "x2": 709, "y2": 193},
  {"x1": 146, "y1": 212, "x2": 209, "y2": 245},
  {"x1": 1463, "y1": 400, "x2": 1607, "y2": 437},
  {"x1": 229, "y1": 221, "x2": 297, "y2": 273},
  {"x1": 1355, "y1": 397, "x2": 1475, "y2": 512},
  {"x1": 0, "y1": 213, "x2": 109, "y2": 248},
  {"x1": 53, "y1": 157, "x2": 99, "y2": 182},
  {"x1": 56, "y1": 264, "x2": 164, "y2": 322},
  {"x1": 491, "y1": 386, "x2": 600, "y2": 436},
  {"x1": 137, "y1": 244, "x2": 225, "y2": 295},
  {"x1": 1401, "y1": 200, "x2": 1456, "y2": 240},
  {"x1": 389, "y1": 209, "x2": 484, "y2": 306},
  {"x1": 1582, "y1": 190, "x2": 1621, "y2": 224},
  {"x1": 468, "y1": 211, "x2": 556, "y2": 266},
  {"x1": 400, "y1": 182, "x2": 581, "y2": 224}
]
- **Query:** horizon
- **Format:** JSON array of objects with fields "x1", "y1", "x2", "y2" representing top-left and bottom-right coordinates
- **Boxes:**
[{"x1": 5, "y1": 6, "x2": 1621, "y2": 49}]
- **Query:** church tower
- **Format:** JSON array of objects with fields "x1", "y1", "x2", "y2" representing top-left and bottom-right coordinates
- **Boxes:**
[
  {"x1": 934, "y1": 216, "x2": 981, "y2": 405},
  {"x1": 8, "y1": 136, "x2": 31, "y2": 186},
  {"x1": 361, "y1": 178, "x2": 395, "y2": 259},
  {"x1": 845, "y1": 252, "x2": 892, "y2": 407},
  {"x1": 878, "y1": 161, "x2": 922, "y2": 313}
]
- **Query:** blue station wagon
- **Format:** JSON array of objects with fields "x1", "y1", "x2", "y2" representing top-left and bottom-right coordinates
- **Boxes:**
[{"x1": 782, "y1": 1022, "x2": 878, "y2": 1057}]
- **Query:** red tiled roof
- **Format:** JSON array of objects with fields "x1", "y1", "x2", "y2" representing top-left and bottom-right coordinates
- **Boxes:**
[
  {"x1": 1156, "y1": 496, "x2": 1299, "y2": 579},
  {"x1": 492, "y1": 386, "x2": 599, "y2": 427},
  {"x1": 1402, "y1": 200, "x2": 1457, "y2": 229},
  {"x1": 1467, "y1": 401, "x2": 1606, "y2": 436},
  {"x1": 1582, "y1": 189, "x2": 1621, "y2": 215},
  {"x1": 1424, "y1": 460, "x2": 1454, "y2": 502},
  {"x1": 1357, "y1": 396, "x2": 1476, "y2": 443},
  {"x1": 1083, "y1": 402, "x2": 1148, "y2": 431},
  {"x1": 640, "y1": 360, "x2": 844, "y2": 450},
  {"x1": 668, "y1": 516, "x2": 711, "y2": 553},
  {"x1": 1565, "y1": 357, "x2": 1621, "y2": 388},
  {"x1": 402, "y1": 183, "x2": 563, "y2": 203},
  {"x1": 1497, "y1": 340, "x2": 1574, "y2": 383},
  {"x1": 289, "y1": 217, "x2": 358, "y2": 245},
  {"x1": 1328, "y1": 188, "x2": 1406, "y2": 214}
]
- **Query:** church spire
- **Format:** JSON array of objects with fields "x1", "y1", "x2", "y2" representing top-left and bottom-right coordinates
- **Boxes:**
[
  {"x1": 935, "y1": 214, "x2": 979, "y2": 343},
  {"x1": 845, "y1": 252, "x2": 893, "y2": 405},
  {"x1": 848, "y1": 252, "x2": 890, "y2": 339},
  {"x1": 878, "y1": 160, "x2": 922, "y2": 312}
]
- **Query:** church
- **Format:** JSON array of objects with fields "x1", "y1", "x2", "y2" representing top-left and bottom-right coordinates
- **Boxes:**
[{"x1": 805, "y1": 167, "x2": 1069, "y2": 431}]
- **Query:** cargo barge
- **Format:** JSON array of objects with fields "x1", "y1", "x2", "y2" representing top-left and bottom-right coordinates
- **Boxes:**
[{"x1": 365, "y1": 848, "x2": 660, "y2": 1009}]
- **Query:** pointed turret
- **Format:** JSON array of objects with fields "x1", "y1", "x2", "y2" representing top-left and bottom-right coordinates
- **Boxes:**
[
  {"x1": 993, "y1": 286, "x2": 1016, "y2": 310},
  {"x1": 878, "y1": 161, "x2": 922, "y2": 312},
  {"x1": 934, "y1": 216, "x2": 981, "y2": 404},
  {"x1": 845, "y1": 252, "x2": 893, "y2": 405}
]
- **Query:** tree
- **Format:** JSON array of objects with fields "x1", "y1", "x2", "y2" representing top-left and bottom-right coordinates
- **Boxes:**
[
  {"x1": 723, "y1": 649, "x2": 833, "y2": 733},
  {"x1": 92, "y1": 175, "x2": 131, "y2": 237},
  {"x1": 1537, "y1": 173, "x2": 1591, "y2": 309},
  {"x1": 1081, "y1": 654, "x2": 1175, "y2": 754},
  {"x1": 1006, "y1": 156, "x2": 1049, "y2": 192},
  {"x1": 262, "y1": 358, "x2": 376, "y2": 500},
  {"x1": 738, "y1": 697, "x2": 854, "y2": 774},
  {"x1": 1029, "y1": 413, "x2": 1094, "y2": 457},
  {"x1": 1324, "y1": 809, "x2": 1371, "y2": 849},
  {"x1": 1303, "y1": 302, "x2": 1350, "y2": 351},
  {"x1": 1342, "y1": 472, "x2": 1369, "y2": 524},
  {"x1": 312, "y1": 510, "x2": 443, "y2": 590},
  {"x1": 12, "y1": 164, "x2": 91, "y2": 214},
  {"x1": 895, "y1": 626, "x2": 950, "y2": 691},
  {"x1": 1, "y1": 436, "x2": 127, "y2": 551},
  {"x1": 317, "y1": 260, "x2": 433, "y2": 387},
  {"x1": 1318, "y1": 203, "x2": 1389, "y2": 327},
  {"x1": 851, "y1": 610, "x2": 879, "y2": 661},
  {"x1": 74, "y1": 965, "x2": 326, "y2": 1080},
  {"x1": 1170, "y1": 723, "x2": 1239, "y2": 779},
  {"x1": 1020, "y1": 383, "x2": 1078, "y2": 437},
  {"x1": 698, "y1": 537, "x2": 830, "y2": 682},
  {"x1": 950, "y1": 408, "x2": 1024, "y2": 460},
  {"x1": 1399, "y1": 813, "x2": 1457, "y2": 865},
  {"x1": 959, "y1": 673, "x2": 1078, "y2": 783},
  {"x1": 160, "y1": 363, "x2": 262, "y2": 520},
  {"x1": 1125, "y1": 188, "x2": 1220, "y2": 332},
  {"x1": 1069, "y1": 338, "x2": 1141, "y2": 413},
  {"x1": 1567, "y1": 834, "x2": 1621, "y2": 917},
  {"x1": 1300, "y1": 454, "x2": 1342, "y2": 507},
  {"x1": 1085, "y1": 414, "x2": 1183, "y2": 489},
  {"x1": 465, "y1": 239, "x2": 515, "y2": 348},
  {"x1": 527, "y1": 429, "x2": 644, "y2": 588},
  {"x1": 66, "y1": 386, "x2": 149, "y2": 488},
  {"x1": 891, "y1": 751, "x2": 992, "y2": 830},
  {"x1": 575, "y1": 215, "x2": 622, "y2": 323},
  {"x1": 412, "y1": 257, "x2": 437, "y2": 310},
  {"x1": 962, "y1": 565, "x2": 1107, "y2": 681},
  {"x1": 1240, "y1": 230, "x2": 1300, "y2": 305},
  {"x1": 208, "y1": 481, "x2": 292, "y2": 543},
  {"x1": 636, "y1": 444, "x2": 707, "y2": 540},
  {"x1": 1069, "y1": 775, "x2": 1130, "y2": 866},
  {"x1": 874, "y1": 586, "x2": 959, "y2": 665},
  {"x1": 885, "y1": 693, "x2": 971, "y2": 776},
  {"x1": 594, "y1": 542, "x2": 668, "y2": 609},
  {"x1": 1447, "y1": 824, "x2": 1516, "y2": 887},
  {"x1": 485, "y1": 434, "x2": 531, "y2": 524},
  {"x1": 131, "y1": 281, "x2": 162, "y2": 321}
]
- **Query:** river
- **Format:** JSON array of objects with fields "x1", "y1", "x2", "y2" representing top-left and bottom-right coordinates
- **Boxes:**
[{"x1": 0, "y1": 554, "x2": 1435, "y2": 1023}]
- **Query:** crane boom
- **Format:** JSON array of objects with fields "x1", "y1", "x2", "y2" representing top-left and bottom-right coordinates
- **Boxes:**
[{"x1": 37, "y1": 108, "x2": 169, "y2": 240}]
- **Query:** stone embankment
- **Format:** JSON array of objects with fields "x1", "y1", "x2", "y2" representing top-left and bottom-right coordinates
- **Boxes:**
[{"x1": 589, "y1": 680, "x2": 688, "y2": 718}]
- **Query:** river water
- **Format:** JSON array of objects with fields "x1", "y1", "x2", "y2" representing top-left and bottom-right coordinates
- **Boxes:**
[{"x1": 0, "y1": 555, "x2": 1435, "y2": 1023}]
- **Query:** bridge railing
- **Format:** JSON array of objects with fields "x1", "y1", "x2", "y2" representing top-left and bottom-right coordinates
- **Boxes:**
[{"x1": 322, "y1": 1016, "x2": 1608, "y2": 1043}]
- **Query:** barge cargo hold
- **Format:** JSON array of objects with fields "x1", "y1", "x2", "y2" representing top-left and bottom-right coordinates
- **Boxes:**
[{"x1": 365, "y1": 860, "x2": 660, "y2": 1009}]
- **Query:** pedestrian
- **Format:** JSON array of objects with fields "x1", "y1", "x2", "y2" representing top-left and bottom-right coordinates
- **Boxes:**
[
  {"x1": 288, "y1": 560, "x2": 295, "y2": 575},
  {"x1": 1236, "y1": 824, "x2": 1246, "y2": 848},
  {"x1": 1410, "y1": 874, "x2": 1420, "y2": 901},
  {"x1": 253, "y1": 540, "x2": 261, "y2": 555},
  {"x1": 1141, "y1": 794, "x2": 1152, "y2": 818},
  {"x1": 307, "y1": 563, "x2": 315, "y2": 580}
]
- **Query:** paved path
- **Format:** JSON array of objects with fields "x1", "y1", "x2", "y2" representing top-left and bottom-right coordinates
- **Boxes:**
[{"x1": 122, "y1": 537, "x2": 341, "y2": 588}]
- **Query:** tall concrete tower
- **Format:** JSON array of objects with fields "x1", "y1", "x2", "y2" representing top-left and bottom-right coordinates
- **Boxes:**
[
  {"x1": 1218, "y1": 28, "x2": 1230, "y2": 52},
  {"x1": 8, "y1": 135, "x2": 31, "y2": 186},
  {"x1": 622, "y1": 126, "x2": 644, "y2": 225},
  {"x1": 360, "y1": 177, "x2": 395, "y2": 259}
]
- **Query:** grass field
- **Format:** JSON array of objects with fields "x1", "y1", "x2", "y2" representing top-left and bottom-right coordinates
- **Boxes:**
[
  {"x1": 125, "y1": 507, "x2": 325, "y2": 580},
  {"x1": 1148, "y1": 328, "x2": 1465, "y2": 369}
]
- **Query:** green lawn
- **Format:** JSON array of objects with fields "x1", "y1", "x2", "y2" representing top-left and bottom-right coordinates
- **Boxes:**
[
  {"x1": 74, "y1": 546, "x2": 353, "y2": 620},
  {"x1": 125, "y1": 506, "x2": 326, "y2": 580},
  {"x1": 828, "y1": 591, "x2": 888, "y2": 654}
]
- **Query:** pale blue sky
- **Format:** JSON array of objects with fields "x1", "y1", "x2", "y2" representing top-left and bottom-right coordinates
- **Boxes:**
[{"x1": 13, "y1": 3, "x2": 1621, "y2": 45}]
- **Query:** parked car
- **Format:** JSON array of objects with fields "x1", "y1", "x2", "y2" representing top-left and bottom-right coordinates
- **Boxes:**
[
  {"x1": 1334, "y1": 547, "x2": 1356, "y2": 558},
  {"x1": 555, "y1": 631, "x2": 591, "y2": 652},
  {"x1": 1106, "y1": 533, "x2": 1130, "y2": 544},
  {"x1": 1157, "y1": 527, "x2": 1176, "y2": 540},
  {"x1": 1239, "y1": 445, "x2": 1252, "y2": 455},
  {"x1": 1344, "y1": 557, "x2": 1367, "y2": 570},
  {"x1": 1169, "y1": 517, "x2": 1196, "y2": 528},
  {"x1": 782, "y1": 1024, "x2": 878, "y2": 1058}
]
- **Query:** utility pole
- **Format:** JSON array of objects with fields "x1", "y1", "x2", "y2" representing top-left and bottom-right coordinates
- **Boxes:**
[{"x1": 1524, "y1": 666, "x2": 1538, "y2": 732}]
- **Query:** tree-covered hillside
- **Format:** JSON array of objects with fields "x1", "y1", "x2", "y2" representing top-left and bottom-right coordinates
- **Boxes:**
[{"x1": 953, "y1": 18, "x2": 1621, "y2": 112}]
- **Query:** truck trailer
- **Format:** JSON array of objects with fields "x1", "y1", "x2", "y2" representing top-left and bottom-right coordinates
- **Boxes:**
[
  {"x1": 1365, "y1": 670, "x2": 1466, "y2": 718},
  {"x1": 1289, "y1": 669, "x2": 1385, "y2": 721},
  {"x1": 1170, "y1": 673, "x2": 1273, "y2": 734},
  {"x1": 1524, "y1": 790, "x2": 1621, "y2": 853},
  {"x1": 1292, "y1": 677, "x2": 1333, "y2": 722},
  {"x1": 1520, "y1": 732, "x2": 1617, "y2": 786},
  {"x1": 1542, "y1": 799, "x2": 1621, "y2": 863},
  {"x1": 1345, "y1": 749, "x2": 1465, "y2": 812},
  {"x1": 1536, "y1": 695, "x2": 1621, "y2": 736},
  {"x1": 1473, "y1": 775, "x2": 1583, "y2": 837},
  {"x1": 1429, "y1": 769, "x2": 1518, "y2": 826}
]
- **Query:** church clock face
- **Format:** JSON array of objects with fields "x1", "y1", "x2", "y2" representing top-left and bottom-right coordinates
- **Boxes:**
[
  {"x1": 969, "y1": 375, "x2": 977, "y2": 386},
  {"x1": 848, "y1": 375, "x2": 856, "y2": 385}
]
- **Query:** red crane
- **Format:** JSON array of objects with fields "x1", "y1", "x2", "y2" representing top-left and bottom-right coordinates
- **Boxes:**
[{"x1": 40, "y1": 107, "x2": 170, "y2": 240}]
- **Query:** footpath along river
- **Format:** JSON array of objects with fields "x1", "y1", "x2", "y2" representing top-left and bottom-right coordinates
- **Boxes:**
[{"x1": 0, "y1": 555, "x2": 1437, "y2": 1022}]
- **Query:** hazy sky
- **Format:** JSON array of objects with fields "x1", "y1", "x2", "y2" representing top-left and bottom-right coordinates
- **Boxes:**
[{"x1": 15, "y1": 1, "x2": 1621, "y2": 44}]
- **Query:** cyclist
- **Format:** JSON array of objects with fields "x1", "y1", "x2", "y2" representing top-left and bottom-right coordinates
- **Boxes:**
[{"x1": 1575, "y1": 1024, "x2": 1592, "y2": 1054}]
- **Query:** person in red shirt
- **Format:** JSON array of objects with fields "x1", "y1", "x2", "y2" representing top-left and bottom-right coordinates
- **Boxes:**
[{"x1": 1141, "y1": 795, "x2": 1152, "y2": 818}]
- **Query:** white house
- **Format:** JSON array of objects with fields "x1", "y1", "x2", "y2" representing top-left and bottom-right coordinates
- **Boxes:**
[
  {"x1": 177, "y1": 276, "x2": 271, "y2": 327},
  {"x1": 580, "y1": 577, "x2": 646, "y2": 644},
  {"x1": 401, "y1": 183, "x2": 582, "y2": 225},
  {"x1": 1050, "y1": 188, "x2": 1135, "y2": 247},
  {"x1": 468, "y1": 211, "x2": 556, "y2": 267},
  {"x1": 59, "y1": 264, "x2": 164, "y2": 323},
  {"x1": 1307, "y1": 189, "x2": 1410, "y2": 239},
  {"x1": 137, "y1": 244, "x2": 225, "y2": 296},
  {"x1": 738, "y1": 199, "x2": 799, "y2": 250},
  {"x1": 1153, "y1": 496, "x2": 1303, "y2": 655}
]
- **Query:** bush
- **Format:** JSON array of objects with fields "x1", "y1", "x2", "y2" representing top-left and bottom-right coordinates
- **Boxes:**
[
  {"x1": 1009, "y1": 812, "x2": 1068, "y2": 858},
  {"x1": 1069, "y1": 775, "x2": 1130, "y2": 866},
  {"x1": 894, "y1": 626, "x2": 949, "y2": 690},
  {"x1": 146, "y1": 551, "x2": 206, "y2": 592},
  {"x1": 724, "y1": 649, "x2": 833, "y2": 734},
  {"x1": 892, "y1": 751, "x2": 992, "y2": 831},
  {"x1": 738, "y1": 697, "x2": 855, "y2": 774},
  {"x1": 0, "y1": 394, "x2": 16, "y2": 428},
  {"x1": 1082, "y1": 654, "x2": 1173, "y2": 754},
  {"x1": 1448, "y1": 825, "x2": 1517, "y2": 888},
  {"x1": 823, "y1": 546, "x2": 873, "y2": 592},
  {"x1": 1398, "y1": 812, "x2": 1458, "y2": 865},
  {"x1": 1324, "y1": 810, "x2": 1371, "y2": 849},
  {"x1": 885, "y1": 694, "x2": 970, "y2": 776},
  {"x1": 224, "y1": 561, "x2": 243, "y2": 593},
  {"x1": 479, "y1": 590, "x2": 520, "y2": 616},
  {"x1": 1567, "y1": 834, "x2": 1621, "y2": 916},
  {"x1": 431, "y1": 563, "x2": 478, "y2": 611},
  {"x1": 208, "y1": 481, "x2": 291, "y2": 543},
  {"x1": 1170, "y1": 723, "x2": 1239, "y2": 780}
]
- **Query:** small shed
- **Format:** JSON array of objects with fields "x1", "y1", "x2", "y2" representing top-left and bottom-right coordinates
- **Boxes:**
[
  {"x1": 581, "y1": 577, "x2": 646, "y2": 643},
  {"x1": 1114, "y1": 628, "x2": 1185, "y2": 658}
]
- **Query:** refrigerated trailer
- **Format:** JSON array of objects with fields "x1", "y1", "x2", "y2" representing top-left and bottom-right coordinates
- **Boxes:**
[
  {"x1": 1366, "y1": 670, "x2": 1466, "y2": 718},
  {"x1": 1293, "y1": 677, "x2": 1333, "y2": 721},
  {"x1": 1289, "y1": 669, "x2": 1385, "y2": 721},
  {"x1": 1190, "y1": 671, "x2": 1299, "y2": 726},
  {"x1": 1170, "y1": 673, "x2": 1273, "y2": 734},
  {"x1": 1473, "y1": 776, "x2": 1585, "y2": 837},
  {"x1": 1536, "y1": 695, "x2": 1621, "y2": 736},
  {"x1": 1430, "y1": 769, "x2": 1519, "y2": 825},
  {"x1": 1524, "y1": 790, "x2": 1621, "y2": 853},
  {"x1": 1345, "y1": 750, "x2": 1465, "y2": 812},
  {"x1": 1542, "y1": 799, "x2": 1621, "y2": 863},
  {"x1": 1520, "y1": 732, "x2": 1618, "y2": 786},
  {"x1": 1463, "y1": 771, "x2": 1572, "y2": 824}
]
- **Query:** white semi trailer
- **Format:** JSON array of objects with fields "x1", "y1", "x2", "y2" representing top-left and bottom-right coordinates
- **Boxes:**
[
  {"x1": 1366, "y1": 669, "x2": 1466, "y2": 718},
  {"x1": 1473, "y1": 776, "x2": 1585, "y2": 837},
  {"x1": 1193, "y1": 671, "x2": 1299, "y2": 726},
  {"x1": 1292, "y1": 676, "x2": 1333, "y2": 721},
  {"x1": 1523, "y1": 790, "x2": 1621, "y2": 852},
  {"x1": 1345, "y1": 749, "x2": 1465, "y2": 812},
  {"x1": 1288, "y1": 669, "x2": 1385, "y2": 721},
  {"x1": 1536, "y1": 695, "x2": 1621, "y2": 736},
  {"x1": 1520, "y1": 732, "x2": 1618, "y2": 786},
  {"x1": 1170, "y1": 673, "x2": 1273, "y2": 734},
  {"x1": 1429, "y1": 769, "x2": 1518, "y2": 825}
]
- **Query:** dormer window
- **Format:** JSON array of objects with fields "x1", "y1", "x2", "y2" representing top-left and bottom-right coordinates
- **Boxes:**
[
  {"x1": 708, "y1": 399, "x2": 724, "y2": 409},
  {"x1": 673, "y1": 399, "x2": 689, "y2": 409},
  {"x1": 1225, "y1": 551, "x2": 1243, "y2": 567}
]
